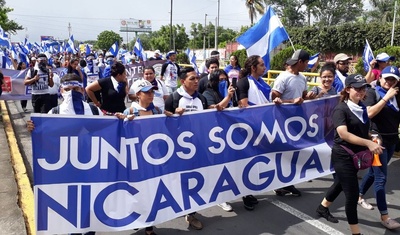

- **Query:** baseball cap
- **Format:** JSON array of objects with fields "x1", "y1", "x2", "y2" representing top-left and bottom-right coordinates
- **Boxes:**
[
  {"x1": 334, "y1": 53, "x2": 352, "y2": 64},
  {"x1": 30, "y1": 57, "x2": 37, "y2": 61},
  {"x1": 286, "y1": 49, "x2": 310, "y2": 66},
  {"x1": 345, "y1": 74, "x2": 370, "y2": 88},
  {"x1": 166, "y1": 51, "x2": 176, "y2": 59},
  {"x1": 376, "y1": 53, "x2": 395, "y2": 62},
  {"x1": 154, "y1": 49, "x2": 160, "y2": 54},
  {"x1": 132, "y1": 80, "x2": 158, "y2": 94},
  {"x1": 381, "y1": 66, "x2": 400, "y2": 80},
  {"x1": 105, "y1": 52, "x2": 115, "y2": 59}
]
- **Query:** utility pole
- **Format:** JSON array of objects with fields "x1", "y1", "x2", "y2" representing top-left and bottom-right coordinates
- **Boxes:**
[
  {"x1": 215, "y1": 0, "x2": 220, "y2": 50},
  {"x1": 203, "y1": 14, "x2": 207, "y2": 60},
  {"x1": 68, "y1": 22, "x2": 71, "y2": 38},
  {"x1": 170, "y1": 0, "x2": 173, "y2": 50}
]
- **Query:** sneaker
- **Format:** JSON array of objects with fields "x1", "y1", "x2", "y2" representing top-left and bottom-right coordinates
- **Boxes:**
[
  {"x1": 274, "y1": 185, "x2": 301, "y2": 197},
  {"x1": 217, "y1": 202, "x2": 233, "y2": 212},
  {"x1": 242, "y1": 196, "x2": 255, "y2": 210},
  {"x1": 246, "y1": 195, "x2": 259, "y2": 204},
  {"x1": 381, "y1": 218, "x2": 400, "y2": 229},
  {"x1": 316, "y1": 205, "x2": 339, "y2": 223},
  {"x1": 185, "y1": 215, "x2": 203, "y2": 230},
  {"x1": 358, "y1": 199, "x2": 374, "y2": 210}
]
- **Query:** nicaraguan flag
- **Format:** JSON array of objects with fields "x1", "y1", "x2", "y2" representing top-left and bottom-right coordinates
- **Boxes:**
[
  {"x1": 0, "y1": 50, "x2": 12, "y2": 69},
  {"x1": 363, "y1": 39, "x2": 374, "y2": 72},
  {"x1": 66, "y1": 35, "x2": 77, "y2": 54},
  {"x1": 308, "y1": 53, "x2": 319, "y2": 69},
  {"x1": 10, "y1": 45, "x2": 18, "y2": 62},
  {"x1": 185, "y1": 48, "x2": 199, "y2": 74},
  {"x1": 108, "y1": 41, "x2": 119, "y2": 57},
  {"x1": 134, "y1": 38, "x2": 145, "y2": 61},
  {"x1": 237, "y1": 6, "x2": 289, "y2": 70},
  {"x1": 0, "y1": 26, "x2": 10, "y2": 48}
]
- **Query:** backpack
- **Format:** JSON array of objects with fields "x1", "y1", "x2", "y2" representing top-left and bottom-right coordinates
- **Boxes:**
[
  {"x1": 51, "y1": 104, "x2": 99, "y2": 115},
  {"x1": 171, "y1": 91, "x2": 207, "y2": 111}
]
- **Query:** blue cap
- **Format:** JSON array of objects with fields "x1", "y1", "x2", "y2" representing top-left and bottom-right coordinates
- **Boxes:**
[
  {"x1": 381, "y1": 66, "x2": 400, "y2": 80},
  {"x1": 166, "y1": 51, "x2": 176, "y2": 59}
]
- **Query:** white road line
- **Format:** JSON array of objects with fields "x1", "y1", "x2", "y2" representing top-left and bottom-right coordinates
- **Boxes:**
[{"x1": 267, "y1": 198, "x2": 346, "y2": 235}]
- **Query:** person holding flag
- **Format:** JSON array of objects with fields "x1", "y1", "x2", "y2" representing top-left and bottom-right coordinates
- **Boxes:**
[
  {"x1": 365, "y1": 52, "x2": 395, "y2": 84},
  {"x1": 161, "y1": 51, "x2": 180, "y2": 93}
]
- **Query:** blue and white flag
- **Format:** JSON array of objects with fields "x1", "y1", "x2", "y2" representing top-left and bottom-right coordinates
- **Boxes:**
[
  {"x1": 363, "y1": 39, "x2": 374, "y2": 72},
  {"x1": 308, "y1": 53, "x2": 319, "y2": 69},
  {"x1": 0, "y1": 50, "x2": 12, "y2": 69},
  {"x1": 237, "y1": 6, "x2": 289, "y2": 70},
  {"x1": 85, "y1": 44, "x2": 91, "y2": 55},
  {"x1": 108, "y1": 41, "x2": 119, "y2": 57},
  {"x1": 134, "y1": 38, "x2": 145, "y2": 61},
  {"x1": 185, "y1": 48, "x2": 199, "y2": 74},
  {"x1": 66, "y1": 35, "x2": 77, "y2": 54},
  {"x1": 0, "y1": 26, "x2": 10, "y2": 48}
]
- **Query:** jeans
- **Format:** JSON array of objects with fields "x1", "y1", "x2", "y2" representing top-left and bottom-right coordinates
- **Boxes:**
[
  {"x1": 31, "y1": 94, "x2": 51, "y2": 113},
  {"x1": 325, "y1": 148, "x2": 359, "y2": 224},
  {"x1": 359, "y1": 143, "x2": 396, "y2": 215}
]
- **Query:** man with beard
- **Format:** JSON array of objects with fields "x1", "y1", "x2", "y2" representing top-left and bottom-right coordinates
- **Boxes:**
[
  {"x1": 332, "y1": 53, "x2": 352, "y2": 93},
  {"x1": 24, "y1": 53, "x2": 54, "y2": 113}
]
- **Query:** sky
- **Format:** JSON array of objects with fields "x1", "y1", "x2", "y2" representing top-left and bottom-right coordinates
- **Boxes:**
[{"x1": 7, "y1": 0, "x2": 253, "y2": 43}]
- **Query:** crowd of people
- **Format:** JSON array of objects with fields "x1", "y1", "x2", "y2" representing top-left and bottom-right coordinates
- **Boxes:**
[{"x1": 22, "y1": 47, "x2": 400, "y2": 235}]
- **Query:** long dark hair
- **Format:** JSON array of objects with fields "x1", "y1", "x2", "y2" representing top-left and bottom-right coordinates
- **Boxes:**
[
  {"x1": 207, "y1": 69, "x2": 228, "y2": 93},
  {"x1": 239, "y1": 55, "x2": 260, "y2": 79},
  {"x1": 67, "y1": 58, "x2": 79, "y2": 73}
]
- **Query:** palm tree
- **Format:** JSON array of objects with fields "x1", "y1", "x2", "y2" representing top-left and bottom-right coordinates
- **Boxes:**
[{"x1": 245, "y1": 0, "x2": 267, "y2": 25}]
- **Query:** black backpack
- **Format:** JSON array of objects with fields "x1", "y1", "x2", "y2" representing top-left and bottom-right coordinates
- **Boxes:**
[{"x1": 51, "y1": 104, "x2": 99, "y2": 115}]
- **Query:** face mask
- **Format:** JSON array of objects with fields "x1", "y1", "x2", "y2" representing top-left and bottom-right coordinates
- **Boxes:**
[
  {"x1": 218, "y1": 80, "x2": 228, "y2": 97},
  {"x1": 62, "y1": 90, "x2": 85, "y2": 114},
  {"x1": 39, "y1": 62, "x2": 48, "y2": 73}
]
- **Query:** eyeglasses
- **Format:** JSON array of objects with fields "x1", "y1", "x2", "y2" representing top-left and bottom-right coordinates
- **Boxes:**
[
  {"x1": 351, "y1": 86, "x2": 367, "y2": 92},
  {"x1": 338, "y1": 62, "x2": 350, "y2": 65}
]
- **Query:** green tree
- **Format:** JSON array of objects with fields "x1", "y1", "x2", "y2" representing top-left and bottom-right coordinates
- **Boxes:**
[
  {"x1": 245, "y1": 0, "x2": 268, "y2": 25},
  {"x1": 0, "y1": 0, "x2": 23, "y2": 34},
  {"x1": 146, "y1": 24, "x2": 189, "y2": 52},
  {"x1": 311, "y1": 0, "x2": 363, "y2": 26},
  {"x1": 365, "y1": 0, "x2": 396, "y2": 23},
  {"x1": 95, "y1": 30, "x2": 123, "y2": 51},
  {"x1": 264, "y1": 0, "x2": 306, "y2": 26}
]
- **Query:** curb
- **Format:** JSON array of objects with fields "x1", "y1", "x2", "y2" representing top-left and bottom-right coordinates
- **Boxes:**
[{"x1": 1, "y1": 100, "x2": 35, "y2": 235}]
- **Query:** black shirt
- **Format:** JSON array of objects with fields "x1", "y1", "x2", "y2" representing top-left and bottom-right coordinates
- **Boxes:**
[
  {"x1": 197, "y1": 74, "x2": 209, "y2": 94},
  {"x1": 332, "y1": 102, "x2": 370, "y2": 153},
  {"x1": 364, "y1": 88, "x2": 400, "y2": 145},
  {"x1": 98, "y1": 77, "x2": 126, "y2": 113}
]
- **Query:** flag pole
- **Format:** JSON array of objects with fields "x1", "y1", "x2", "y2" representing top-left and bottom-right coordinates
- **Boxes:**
[{"x1": 391, "y1": 0, "x2": 397, "y2": 46}]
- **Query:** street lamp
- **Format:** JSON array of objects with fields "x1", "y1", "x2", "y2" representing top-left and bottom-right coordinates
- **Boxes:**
[{"x1": 203, "y1": 13, "x2": 207, "y2": 60}]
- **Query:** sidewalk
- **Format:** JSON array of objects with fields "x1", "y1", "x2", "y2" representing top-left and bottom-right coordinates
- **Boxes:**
[{"x1": 0, "y1": 100, "x2": 28, "y2": 235}]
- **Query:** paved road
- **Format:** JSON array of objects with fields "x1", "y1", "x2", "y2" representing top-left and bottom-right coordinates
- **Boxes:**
[{"x1": 7, "y1": 99, "x2": 400, "y2": 235}]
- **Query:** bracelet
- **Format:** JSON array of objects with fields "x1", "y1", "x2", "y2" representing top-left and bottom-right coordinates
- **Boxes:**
[{"x1": 382, "y1": 98, "x2": 388, "y2": 103}]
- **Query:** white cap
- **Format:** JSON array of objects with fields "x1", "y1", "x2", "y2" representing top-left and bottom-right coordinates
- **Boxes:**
[{"x1": 131, "y1": 80, "x2": 157, "y2": 94}]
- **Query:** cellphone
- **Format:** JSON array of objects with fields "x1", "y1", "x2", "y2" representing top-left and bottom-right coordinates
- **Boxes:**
[
  {"x1": 32, "y1": 70, "x2": 38, "y2": 77},
  {"x1": 232, "y1": 77, "x2": 237, "y2": 88}
]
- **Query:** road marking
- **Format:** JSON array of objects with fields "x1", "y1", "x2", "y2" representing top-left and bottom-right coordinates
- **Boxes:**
[{"x1": 267, "y1": 198, "x2": 345, "y2": 235}]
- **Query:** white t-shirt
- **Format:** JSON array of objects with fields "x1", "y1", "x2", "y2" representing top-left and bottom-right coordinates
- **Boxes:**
[
  {"x1": 163, "y1": 62, "x2": 179, "y2": 88},
  {"x1": 48, "y1": 73, "x2": 60, "y2": 95},
  {"x1": 272, "y1": 71, "x2": 307, "y2": 101},
  {"x1": 27, "y1": 68, "x2": 50, "y2": 95}
]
